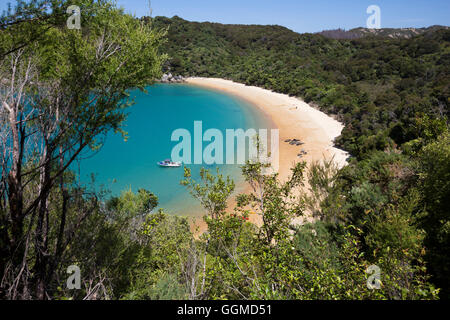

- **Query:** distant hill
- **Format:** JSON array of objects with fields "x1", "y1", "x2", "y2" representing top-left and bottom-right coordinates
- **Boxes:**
[{"x1": 319, "y1": 26, "x2": 450, "y2": 40}]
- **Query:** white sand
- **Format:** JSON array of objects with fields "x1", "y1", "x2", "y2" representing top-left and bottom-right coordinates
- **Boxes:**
[
  {"x1": 186, "y1": 78, "x2": 349, "y2": 178},
  {"x1": 184, "y1": 77, "x2": 349, "y2": 233}
]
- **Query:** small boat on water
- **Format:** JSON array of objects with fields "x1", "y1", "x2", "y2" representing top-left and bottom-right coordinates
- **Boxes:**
[{"x1": 157, "y1": 159, "x2": 182, "y2": 168}]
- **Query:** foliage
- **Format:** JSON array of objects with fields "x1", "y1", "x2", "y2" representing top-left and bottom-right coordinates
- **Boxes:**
[
  {"x1": 0, "y1": 0, "x2": 166, "y2": 299},
  {"x1": 179, "y1": 163, "x2": 439, "y2": 300},
  {"x1": 1, "y1": 4, "x2": 448, "y2": 301},
  {"x1": 417, "y1": 132, "x2": 450, "y2": 298}
]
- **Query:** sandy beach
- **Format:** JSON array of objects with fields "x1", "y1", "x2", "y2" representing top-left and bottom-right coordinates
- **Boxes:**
[
  {"x1": 184, "y1": 77, "x2": 349, "y2": 232},
  {"x1": 187, "y1": 78, "x2": 348, "y2": 176}
]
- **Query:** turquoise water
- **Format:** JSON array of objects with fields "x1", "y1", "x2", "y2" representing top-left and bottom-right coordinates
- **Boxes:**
[{"x1": 78, "y1": 84, "x2": 272, "y2": 216}]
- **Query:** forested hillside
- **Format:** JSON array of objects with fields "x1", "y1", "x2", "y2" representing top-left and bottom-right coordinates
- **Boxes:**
[
  {"x1": 153, "y1": 16, "x2": 449, "y2": 158},
  {"x1": 0, "y1": 2, "x2": 448, "y2": 300},
  {"x1": 151, "y1": 16, "x2": 450, "y2": 298}
]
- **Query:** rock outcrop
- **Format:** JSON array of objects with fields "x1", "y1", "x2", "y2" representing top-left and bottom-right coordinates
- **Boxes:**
[{"x1": 160, "y1": 73, "x2": 185, "y2": 83}]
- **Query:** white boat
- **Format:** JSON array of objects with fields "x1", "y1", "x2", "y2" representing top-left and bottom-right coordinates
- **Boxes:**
[{"x1": 157, "y1": 159, "x2": 182, "y2": 168}]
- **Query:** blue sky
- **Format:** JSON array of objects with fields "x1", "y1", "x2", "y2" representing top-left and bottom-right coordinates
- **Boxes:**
[
  {"x1": 119, "y1": 0, "x2": 449, "y2": 33},
  {"x1": 1, "y1": 0, "x2": 449, "y2": 33}
]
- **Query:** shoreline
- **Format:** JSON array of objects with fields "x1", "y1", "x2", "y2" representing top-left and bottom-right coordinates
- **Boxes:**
[
  {"x1": 186, "y1": 77, "x2": 348, "y2": 172},
  {"x1": 184, "y1": 77, "x2": 349, "y2": 232}
]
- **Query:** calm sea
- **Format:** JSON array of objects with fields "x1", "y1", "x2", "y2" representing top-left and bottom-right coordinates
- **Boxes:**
[{"x1": 77, "y1": 83, "x2": 272, "y2": 217}]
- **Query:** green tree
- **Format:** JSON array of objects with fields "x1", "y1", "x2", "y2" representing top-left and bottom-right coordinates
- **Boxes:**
[
  {"x1": 0, "y1": 0, "x2": 166, "y2": 299},
  {"x1": 418, "y1": 132, "x2": 450, "y2": 298}
]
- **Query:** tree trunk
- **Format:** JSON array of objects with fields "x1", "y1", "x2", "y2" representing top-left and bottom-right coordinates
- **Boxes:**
[{"x1": 33, "y1": 144, "x2": 52, "y2": 300}]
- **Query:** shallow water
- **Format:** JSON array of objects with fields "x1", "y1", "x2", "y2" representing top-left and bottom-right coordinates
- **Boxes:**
[{"x1": 77, "y1": 83, "x2": 272, "y2": 216}]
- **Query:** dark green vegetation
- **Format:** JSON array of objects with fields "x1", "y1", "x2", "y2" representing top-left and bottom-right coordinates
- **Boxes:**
[
  {"x1": 0, "y1": 0, "x2": 167, "y2": 299},
  {"x1": 151, "y1": 16, "x2": 450, "y2": 299},
  {"x1": 0, "y1": 2, "x2": 448, "y2": 300},
  {"x1": 154, "y1": 16, "x2": 449, "y2": 158}
]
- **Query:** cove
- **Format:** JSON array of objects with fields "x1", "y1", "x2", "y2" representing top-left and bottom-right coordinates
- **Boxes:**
[{"x1": 77, "y1": 83, "x2": 273, "y2": 216}]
